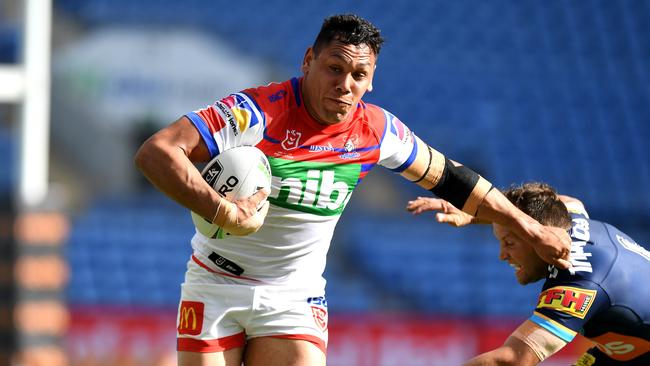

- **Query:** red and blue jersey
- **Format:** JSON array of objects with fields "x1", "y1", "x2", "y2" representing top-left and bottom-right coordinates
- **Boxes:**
[{"x1": 184, "y1": 77, "x2": 416, "y2": 288}]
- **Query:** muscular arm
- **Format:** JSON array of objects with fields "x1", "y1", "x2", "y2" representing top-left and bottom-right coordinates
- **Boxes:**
[
  {"x1": 463, "y1": 320, "x2": 567, "y2": 366},
  {"x1": 134, "y1": 116, "x2": 219, "y2": 219},
  {"x1": 134, "y1": 117, "x2": 268, "y2": 235},
  {"x1": 401, "y1": 137, "x2": 570, "y2": 268}
]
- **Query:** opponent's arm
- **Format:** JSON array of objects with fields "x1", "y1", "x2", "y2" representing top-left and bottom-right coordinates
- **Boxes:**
[
  {"x1": 463, "y1": 320, "x2": 567, "y2": 366},
  {"x1": 134, "y1": 117, "x2": 268, "y2": 235},
  {"x1": 400, "y1": 136, "x2": 570, "y2": 268}
]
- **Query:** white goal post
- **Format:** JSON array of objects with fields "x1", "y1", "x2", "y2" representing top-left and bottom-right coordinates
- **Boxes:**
[{"x1": 0, "y1": 0, "x2": 52, "y2": 208}]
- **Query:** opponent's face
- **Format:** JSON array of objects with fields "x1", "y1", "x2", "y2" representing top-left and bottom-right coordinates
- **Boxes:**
[
  {"x1": 301, "y1": 40, "x2": 376, "y2": 125},
  {"x1": 494, "y1": 224, "x2": 548, "y2": 285}
]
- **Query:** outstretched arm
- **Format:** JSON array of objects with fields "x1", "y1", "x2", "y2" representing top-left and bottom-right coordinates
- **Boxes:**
[
  {"x1": 134, "y1": 117, "x2": 268, "y2": 236},
  {"x1": 399, "y1": 137, "x2": 570, "y2": 268}
]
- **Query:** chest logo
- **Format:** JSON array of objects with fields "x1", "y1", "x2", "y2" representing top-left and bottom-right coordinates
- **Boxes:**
[
  {"x1": 281, "y1": 129, "x2": 302, "y2": 150},
  {"x1": 536, "y1": 286, "x2": 597, "y2": 319}
]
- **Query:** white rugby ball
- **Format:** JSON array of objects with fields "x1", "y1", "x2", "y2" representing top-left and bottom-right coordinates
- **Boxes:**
[{"x1": 191, "y1": 146, "x2": 272, "y2": 239}]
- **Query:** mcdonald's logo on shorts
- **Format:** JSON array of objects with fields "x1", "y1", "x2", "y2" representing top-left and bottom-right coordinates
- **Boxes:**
[{"x1": 178, "y1": 301, "x2": 204, "y2": 335}]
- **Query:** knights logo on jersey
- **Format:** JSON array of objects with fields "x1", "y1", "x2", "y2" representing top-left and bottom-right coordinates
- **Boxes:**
[
  {"x1": 282, "y1": 129, "x2": 302, "y2": 150},
  {"x1": 537, "y1": 286, "x2": 597, "y2": 319},
  {"x1": 340, "y1": 134, "x2": 360, "y2": 159}
]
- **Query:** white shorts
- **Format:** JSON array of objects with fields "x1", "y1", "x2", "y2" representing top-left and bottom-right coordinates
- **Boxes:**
[{"x1": 176, "y1": 256, "x2": 329, "y2": 354}]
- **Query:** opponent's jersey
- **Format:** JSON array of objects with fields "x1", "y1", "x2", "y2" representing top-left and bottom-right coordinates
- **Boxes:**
[
  {"x1": 529, "y1": 203, "x2": 650, "y2": 363},
  {"x1": 184, "y1": 77, "x2": 416, "y2": 290}
]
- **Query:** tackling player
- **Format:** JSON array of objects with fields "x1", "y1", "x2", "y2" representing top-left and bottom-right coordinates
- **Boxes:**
[
  {"x1": 408, "y1": 182, "x2": 650, "y2": 365},
  {"x1": 135, "y1": 14, "x2": 570, "y2": 366}
]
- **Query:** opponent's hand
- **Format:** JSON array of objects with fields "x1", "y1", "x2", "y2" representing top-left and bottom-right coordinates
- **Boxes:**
[
  {"x1": 523, "y1": 224, "x2": 572, "y2": 270},
  {"x1": 406, "y1": 197, "x2": 474, "y2": 227},
  {"x1": 213, "y1": 188, "x2": 271, "y2": 236}
]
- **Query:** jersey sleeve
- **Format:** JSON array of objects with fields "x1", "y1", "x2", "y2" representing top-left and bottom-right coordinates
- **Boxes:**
[
  {"x1": 185, "y1": 91, "x2": 267, "y2": 158},
  {"x1": 529, "y1": 280, "x2": 609, "y2": 343},
  {"x1": 376, "y1": 108, "x2": 418, "y2": 171}
]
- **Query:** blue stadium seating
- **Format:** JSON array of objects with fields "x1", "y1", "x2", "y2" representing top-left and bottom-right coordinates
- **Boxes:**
[
  {"x1": 61, "y1": 0, "x2": 650, "y2": 314},
  {"x1": 0, "y1": 127, "x2": 13, "y2": 193}
]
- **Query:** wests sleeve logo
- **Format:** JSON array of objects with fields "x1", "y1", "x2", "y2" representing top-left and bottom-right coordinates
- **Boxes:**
[
  {"x1": 536, "y1": 286, "x2": 597, "y2": 319},
  {"x1": 178, "y1": 301, "x2": 204, "y2": 335}
]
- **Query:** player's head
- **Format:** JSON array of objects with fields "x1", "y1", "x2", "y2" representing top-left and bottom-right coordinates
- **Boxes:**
[
  {"x1": 301, "y1": 14, "x2": 384, "y2": 125},
  {"x1": 494, "y1": 182, "x2": 572, "y2": 284}
]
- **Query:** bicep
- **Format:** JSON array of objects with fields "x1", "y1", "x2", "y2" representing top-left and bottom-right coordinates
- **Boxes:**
[
  {"x1": 145, "y1": 116, "x2": 211, "y2": 163},
  {"x1": 508, "y1": 320, "x2": 568, "y2": 363},
  {"x1": 398, "y1": 136, "x2": 446, "y2": 190}
]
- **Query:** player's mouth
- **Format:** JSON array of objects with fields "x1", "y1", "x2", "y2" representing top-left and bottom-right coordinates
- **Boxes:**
[
  {"x1": 327, "y1": 97, "x2": 352, "y2": 108},
  {"x1": 509, "y1": 262, "x2": 523, "y2": 275}
]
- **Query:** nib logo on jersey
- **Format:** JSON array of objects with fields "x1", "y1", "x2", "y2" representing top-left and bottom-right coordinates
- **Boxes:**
[{"x1": 267, "y1": 157, "x2": 360, "y2": 216}]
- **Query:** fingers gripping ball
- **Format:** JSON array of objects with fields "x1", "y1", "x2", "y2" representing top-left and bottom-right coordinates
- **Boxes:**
[{"x1": 191, "y1": 146, "x2": 272, "y2": 239}]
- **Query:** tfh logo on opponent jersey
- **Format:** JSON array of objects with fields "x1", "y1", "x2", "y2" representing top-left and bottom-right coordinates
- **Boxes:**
[
  {"x1": 282, "y1": 130, "x2": 302, "y2": 150},
  {"x1": 178, "y1": 301, "x2": 204, "y2": 335},
  {"x1": 537, "y1": 286, "x2": 597, "y2": 319}
]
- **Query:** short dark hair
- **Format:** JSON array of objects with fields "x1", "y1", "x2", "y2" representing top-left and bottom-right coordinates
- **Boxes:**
[
  {"x1": 313, "y1": 14, "x2": 384, "y2": 57},
  {"x1": 503, "y1": 182, "x2": 572, "y2": 229}
]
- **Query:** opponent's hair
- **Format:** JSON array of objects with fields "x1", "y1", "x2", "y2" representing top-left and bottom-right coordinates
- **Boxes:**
[
  {"x1": 503, "y1": 182, "x2": 572, "y2": 229},
  {"x1": 313, "y1": 14, "x2": 384, "y2": 56}
]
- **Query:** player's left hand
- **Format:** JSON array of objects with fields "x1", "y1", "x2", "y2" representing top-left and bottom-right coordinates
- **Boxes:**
[{"x1": 406, "y1": 197, "x2": 474, "y2": 227}]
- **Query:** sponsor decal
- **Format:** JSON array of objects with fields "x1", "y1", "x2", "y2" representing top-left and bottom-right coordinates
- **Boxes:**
[
  {"x1": 281, "y1": 129, "x2": 302, "y2": 150},
  {"x1": 536, "y1": 286, "x2": 597, "y2": 319},
  {"x1": 214, "y1": 100, "x2": 239, "y2": 136},
  {"x1": 591, "y1": 332, "x2": 650, "y2": 361},
  {"x1": 308, "y1": 143, "x2": 336, "y2": 152},
  {"x1": 268, "y1": 89, "x2": 287, "y2": 103},
  {"x1": 208, "y1": 252, "x2": 244, "y2": 276},
  {"x1": 307, "y1": 296, "x2": 328, "y2": 308},
  {"x1": 221, "y1": 93, "x2": 260, "y2": 133},
  {"x1": 575, "y1": 352, "x2": 596, "y2": 366},
  {"x1": 178, "y1": 301, "x2": 204, "y2": 335},
  {"x1": 202, "y1": 160, "x2": 224, "y2": 187},
  {"x1": 268, "y1": 158, "x2": 360, "y2": 216},
  {"x1": 569, "y1": 218, "x2": 593, "y2": 274}
]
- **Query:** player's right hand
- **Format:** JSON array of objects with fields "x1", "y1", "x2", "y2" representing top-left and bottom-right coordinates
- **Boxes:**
[
  {"x1": 406, "y1": 197, "x2": 474, "y2": 227},
  {"x1": 213, "y1": 188, "x2": 271, "y2": 236}
]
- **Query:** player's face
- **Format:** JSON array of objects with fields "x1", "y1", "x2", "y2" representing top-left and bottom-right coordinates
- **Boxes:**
[
  {"x1": 301, "y1": 40, "x2": 376, "y2": 125},
  {"x1": 494, "y1": 224, "x2": 548, "y2": 285}
]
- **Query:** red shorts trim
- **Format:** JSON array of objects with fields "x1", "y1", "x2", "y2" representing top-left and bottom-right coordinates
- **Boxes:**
[
  {"x1": 269, "y1": 334, "x2": 327, "y2": 355},
  {"x1": 177, "y1": 332, "x2": 246, "y2": 353}
]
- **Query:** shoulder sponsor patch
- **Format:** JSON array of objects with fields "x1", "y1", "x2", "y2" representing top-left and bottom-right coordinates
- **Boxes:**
[{"x1": 536, "y1": 286, "x2": 597, "y2": 319}]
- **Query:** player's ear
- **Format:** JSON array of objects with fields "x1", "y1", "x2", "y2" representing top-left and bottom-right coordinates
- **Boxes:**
[{"x1": 302, "y1": 47, "x2": 314, "y2": 75}]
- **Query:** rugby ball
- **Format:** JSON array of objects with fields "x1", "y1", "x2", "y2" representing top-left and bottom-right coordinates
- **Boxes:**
[{"x1": 191, "y1": 146, "x2": 272, "y2": 239}]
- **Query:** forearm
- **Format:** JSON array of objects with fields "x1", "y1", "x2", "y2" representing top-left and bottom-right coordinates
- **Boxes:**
[{"x1": 134, "y1": 135, "x2": 221, "y2": 220}]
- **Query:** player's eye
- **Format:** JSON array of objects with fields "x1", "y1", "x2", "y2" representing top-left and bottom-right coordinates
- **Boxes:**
[
  {"x1": 353, "y1": 72, "x2": 367, "y2": 80},
  {"x1": 329, "y1": 65, "x2": 342, "y2": 73}
]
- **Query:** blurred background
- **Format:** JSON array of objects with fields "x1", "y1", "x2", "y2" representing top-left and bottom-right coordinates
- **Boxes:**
[{"x1": 1, "y1": 0, "x2": 650, "y2": 365}]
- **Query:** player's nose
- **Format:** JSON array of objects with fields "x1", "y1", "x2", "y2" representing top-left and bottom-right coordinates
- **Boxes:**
[
  {"x1": 335, "y1": 74, "x2": 352, "y2": 94},
  {"x1": 499, "y1": 246, "x2": 508, "y2": 261}
]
